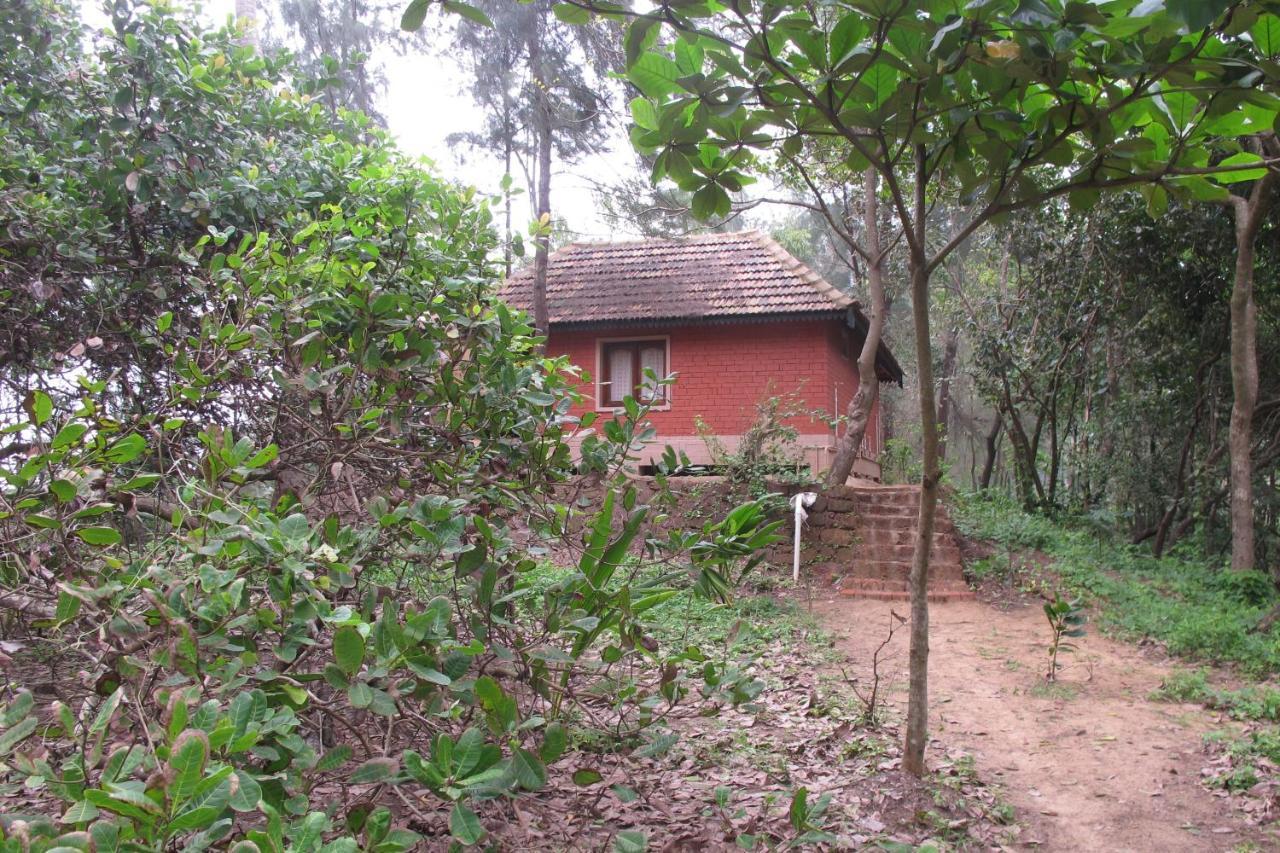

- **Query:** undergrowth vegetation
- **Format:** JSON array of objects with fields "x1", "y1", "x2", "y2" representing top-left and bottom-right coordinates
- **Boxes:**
[
  {"x1": 954, "y1": 493, "x2": 1280, "y2": 675},
  {"x1": 0, "y1": 4, "x2": 787, "y2": 849}
]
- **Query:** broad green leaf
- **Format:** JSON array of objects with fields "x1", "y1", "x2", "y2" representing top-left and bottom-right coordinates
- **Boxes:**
[
  {"x1": 448, "y1": 802, "x2": 484, "y2": 846},
  {"x1": 629, "y1": 97, "x2": 658, "y2": 131},
  {"x1": 333, "y1": 626, "x2": 365, "y2": 675},
  {"x1": 572, "y1": 768, "x2": 603, "y2": 785},
  {"x1": 1167, "y1": 175, "x2": 1231, "y2": 203},
  {"x1": 166, "y1": 804, "x2": 221, "y2": 833},
  {"x1": 1253, "y1": 14, "x2": 1280, "y2": 56},
  {"x1": 1213, "y1": 152, "x2": 1268, "y2": 184},
  {"x1": 861, "y1": 63, "x2": 898, "y2": 110},
  {"x1": 167, "y1": 730, "x2": 210, "y2": 799},
  {"x1": 350, "y1": 756, "x2": 398, "y2": 784},
  {"x1": 2, "y1": 691, "x2": 34, "y2": 727},
  {"x1": 400, "y1": 0, "x2": 430, "y2": 30},
  {"x1": 442, "y1": 0, "x2": 494, "y2": 28},
  {"x1": 629, "y1": 53, "x2": 682, "y2": 99},
  {"x1": 0, "y1": 716, "x2": 38, "y2": 755},
  {"x1": 50, "y1": 479, "x2": 77, "y2": 503},
  {"x1": 632, "y1": 730, "x2": 678, "y2": 759},
  {"x1": 452, "y1": 727, "x2": 486, "y2": 778},
  {"x1": 1156, "y1": 90, "x2": 1200, "y2": 131},
  {"x1": 614, "y1": 830, "x2": 647, "y2": 853},
  {"x1": 539, "y1": 722, "x2": 567, "y2": 764},
  {"x1": 553, "y1": 3, "x2": 590, "y2": 24},
  {"x1": 60, "y1": 799, "x2": 100, "y2": 824},
  {"x1": 316, "y1": 744, "x2": 353, "y2": 772},
  {"x1": 104, "y1": 434, "x2": 146, "y2": 464},
  {"x1": 789, "y1": 787, "x2": 809, "y2": 831},
  {"x1": 509, "y1": 748, "x2": 546, "y2": 791},
  {"x1": 690, "y1": 183, "x2": 730, "y2": 221},
  {"x1": 29, "y1": 390, "x2": 53, "y2": 426},
  {"x1": 77, "y1": 526, "x2": 123, "y2": 546},
  {"x1": 348, "y1": 682, "x2": 373, "y2": 708},
  {"x1": 1167, "y1": 0, "x2": 1231, "y2": 32},
  {"x1": 52, "y1": 422, "x2": 87, "y2": 449},
  {"x1": 244, "y1": 444, "x2": 278, "y2": 469},
  {"x1": 89, "y1": 688, "x2": 124, "y2": 739},
  {"x1": 229, "y1": 770, "x2": 262, "y2": 812}
]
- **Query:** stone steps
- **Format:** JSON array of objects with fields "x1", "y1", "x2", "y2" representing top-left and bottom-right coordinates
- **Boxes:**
[{"x1": 787, "y1": 484, "x2": 973, "y2": 602}]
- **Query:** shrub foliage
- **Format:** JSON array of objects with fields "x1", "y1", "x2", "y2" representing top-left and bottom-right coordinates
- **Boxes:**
[{"x1": 0, "y1": 3, "x2": 779, "y2": 849}]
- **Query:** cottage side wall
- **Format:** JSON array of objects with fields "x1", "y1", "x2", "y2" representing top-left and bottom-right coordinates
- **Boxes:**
[{"x1": 548, "y1": 318, "x2": 881, "y2": 479}]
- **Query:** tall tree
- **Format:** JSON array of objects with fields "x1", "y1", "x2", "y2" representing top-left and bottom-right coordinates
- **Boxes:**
[
  {"x1": 271, "y1": 0, "x2": 416, "y2": 125},
  {"x1": 1222, "y1": 132, "x2": 1279, "y2": 574},
  {"x1": 583, "y1": 0, "x2": 1267, "y2": 774},
  {"x1": 824, "y1": 167, "x2": 888, "y2": 488},
  {"x1": 405, "y1": 0, "x2": 622, "y2": 336}
]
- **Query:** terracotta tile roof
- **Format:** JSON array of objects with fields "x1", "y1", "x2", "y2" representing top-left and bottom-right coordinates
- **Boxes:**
[{"x1": 499, "y1": 230, "x2": 856, "y2": 325}]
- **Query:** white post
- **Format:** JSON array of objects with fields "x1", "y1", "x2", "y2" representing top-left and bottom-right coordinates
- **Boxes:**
[{"x1": 790, "y1": 492, "x2": 818, "y2": 582}]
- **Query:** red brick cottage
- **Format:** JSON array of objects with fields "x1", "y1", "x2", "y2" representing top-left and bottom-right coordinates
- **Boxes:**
[{"x1": 499, "y1": 231, "x2": 903, "y2": 480}]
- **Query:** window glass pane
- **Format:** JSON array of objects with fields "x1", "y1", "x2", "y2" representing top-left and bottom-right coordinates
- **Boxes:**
[
  {"x1": 638, "y1": 344, "x2": 665, "y2": 401},
  {"x1": 607, "y1": 346, "x2": 633, "y2": 403}
]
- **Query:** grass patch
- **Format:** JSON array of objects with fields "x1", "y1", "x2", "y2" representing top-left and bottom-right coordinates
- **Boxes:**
[
  {"x1": 516, "y1": 559, "x2": 815, "y2": 657},
  {"x1": 953, "y1": 493, "x2": 1280, "y2": 676},
  {"x1": 1150, "y1": 669, "x2": 1280, "y2": 722},
  {"x1": 1028, "y1": 681, "x2": 1079, "y2": 701}
]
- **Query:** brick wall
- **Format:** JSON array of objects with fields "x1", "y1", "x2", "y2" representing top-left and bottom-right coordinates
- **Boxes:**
[{"x1": 549, "y1": 318, "x2": 847, "y2": 435}]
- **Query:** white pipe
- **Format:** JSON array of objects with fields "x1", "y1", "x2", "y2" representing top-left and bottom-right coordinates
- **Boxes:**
[{"x1": 790, "y1": 492, "x2": 818, "y2": 582}]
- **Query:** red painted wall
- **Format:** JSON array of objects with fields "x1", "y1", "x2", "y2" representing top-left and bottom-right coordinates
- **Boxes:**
[{"x1": 547, "y1": 318, "x2": 878, "y2": 453}]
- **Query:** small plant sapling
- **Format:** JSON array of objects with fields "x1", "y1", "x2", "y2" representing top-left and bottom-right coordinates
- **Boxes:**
[{"x1": 1044, "y1": 597, "x2": 1087, "y2": 682}]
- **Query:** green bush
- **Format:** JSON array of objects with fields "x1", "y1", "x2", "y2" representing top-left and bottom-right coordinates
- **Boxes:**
[
  {"x1": 1210, "y1": 570, "x2": 1277, "y2": 608},
  {"x1": 954, "y1": 493, "x2": 1280, "y2": 675},
  {"x1": 0, "y1": 4, "x2": 782, "y2": 849}
]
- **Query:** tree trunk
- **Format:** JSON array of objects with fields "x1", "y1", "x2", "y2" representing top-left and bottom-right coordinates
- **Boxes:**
[
  {"x1": 1154, "y1": 362, "x2": 1209, "y2": 557},
  {"x1": 936, "y1": 324, "x2": 959, "y2": 463},
  {"x1": 234, "y1": 0, "x2": 259, "y2": 49},
  {"x1": 503, "y1": 99, "x2": 514, "y2": 280},
  {"x1": 1000, "y1": 387, "x2": 1045, "y2": 508},
  {"x1": 826, "y1": 167, "x2": 886, "y2": 487},
  {"x1": 1226, "y1": 159, "x2": 1276, "y2": 574},
  {"x1": 528, "y1": 10, "x2": 552, "y2": 344},
  {"x1": 978, "y1": 414, "x2": 1002, "y2": 490},
  {"x1": 903, "y1": 146, "x2": 939, "y2": 778}
]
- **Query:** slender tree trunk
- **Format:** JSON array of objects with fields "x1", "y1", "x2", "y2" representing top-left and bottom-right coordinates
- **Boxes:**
[
  {"x1": 1226, "y1": 158, "x2": 1276, "y2": 574},
  {"x1": 503, "y1": 99, "x2": 514, "y2": 280},
  {"x1": 528, "y1": 10, "x2": 552, "y2": 344},
  {"x1": 1000, "y1": 388, "x2": 1045, "y2": 507},
  {"x1": 827, "y1": 167, "x2": 886, "y2": 487},
  {"x1": 904, "y1": 147, "x2": 939, "y2": 778},
  {"x1": 234, "y1": 0, "x2": 259, "y2": 49},
  {"x1": 936, "y1": 324, "x2": 959, "y2": 463},
  {"x1": 978, "y1": 414, "x2": 1002, "y2": 490}
]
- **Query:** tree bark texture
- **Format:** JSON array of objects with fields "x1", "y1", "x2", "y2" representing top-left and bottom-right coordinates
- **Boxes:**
[
  {"x1": 1227, "y1": 152, "x2": 1276, "y2": 574},
  {"x1": 234, "y1": 0, "x2": 260, "y2": 49},
  {"x1": 826, "y1": 167, "x2": 886, "y2": 487},
  {"x1": 528, "y1": 10, "x2": 552, "y2": 344},
  {"x1": 978, "y1": 414, "x2": 1002, "y2": 490},
  {"x1": 903, "y1": 147, "x2": 939, "y2": 778},
  {"x1": 936, "y1": 323, "x2": 960, "y2": 463}
]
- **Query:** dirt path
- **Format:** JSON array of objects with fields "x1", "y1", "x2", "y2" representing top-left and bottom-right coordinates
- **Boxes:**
[{"x1": 814, "y1": 596, "x2": 1276, "y2": 852}]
